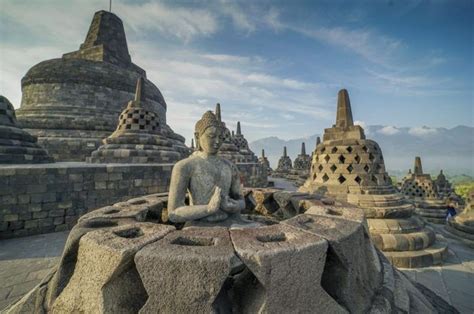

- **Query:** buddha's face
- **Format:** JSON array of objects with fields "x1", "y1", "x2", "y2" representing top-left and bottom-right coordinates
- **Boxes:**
[{"x1": 199, "y1": 126, "x2": 222, "y2": 155}]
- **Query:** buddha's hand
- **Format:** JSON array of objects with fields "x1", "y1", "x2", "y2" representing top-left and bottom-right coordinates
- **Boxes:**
[
  {"x1": 207, "y1": 186, "x2": 222, "y2": 215},
  {"x1": 221, "y1": 196, "x2": 243, "y2": 214}
]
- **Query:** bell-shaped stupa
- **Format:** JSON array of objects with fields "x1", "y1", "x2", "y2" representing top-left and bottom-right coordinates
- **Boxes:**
[
  {"x1": 214, "y1": 104, "x2": 245, "y2": 163},
  {"x1": 0, "y1": 96, "x2": 53, "y2": 164},
  {"x1": 15, "y1": 10, "x2": 188, "y2": 161},
  {"x1": 401, "y1": 157, "x2": 448, "y2": 224},
  {"x1": 274, "y1": 146, "x2": 292, "y2": 176},
  {"x1": 301, "y1": 89, "x2": 447, "y2": 268},
  {"x1": 293, "y1": 142, "x2": 311, "y2": 171},
  {"x1": 232, "y1": 121, "x2": 258, "y2": 162},
  {"x1": 258, "y1": 149, "x2": 272, "y2": 174},
  {"x1": 87, "y1": 78, "x2": 181, "y2": 163}
]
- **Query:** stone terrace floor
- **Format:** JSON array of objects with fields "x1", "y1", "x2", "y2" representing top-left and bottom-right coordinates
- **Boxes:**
[{"x1": 0, "y1": 224, "x2": 473, "y2": 312}]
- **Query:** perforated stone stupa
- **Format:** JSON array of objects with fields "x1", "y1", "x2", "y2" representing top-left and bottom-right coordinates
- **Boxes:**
[
  {"x1": 15, "y1": 10, "x2": 188, "y2": 161},
  {"x1": 87, "y1": 78, "x2": 181, "y2": 164},
  {"x1": 0, "y1": 96, "x2": 53, "y2": 164},
  {"x1": 258, "y1": 149, "x2": 272, "y2": 174},
  {"x1": 401, "y1": 157, "x2": 448, "y2": 224},
  {"x1": 274, "y1": 146, "x2": 292, "y2": 176},
  {"x1": 232, "y1": 121, "x2": 258, "y2": 162},
  {"x1": 435, "y1": 170, "x2": 454, "y2": 199},
  {"x1": 301, "y1": 89, "x2": 448, "y2": 268},
  {"x1": 214, "y1": 104, "x2": 246, "y2": 163}
]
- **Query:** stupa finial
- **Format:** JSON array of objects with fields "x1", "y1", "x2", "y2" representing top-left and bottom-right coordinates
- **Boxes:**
[
  {"x1": 191, "y1": 138, "x2": 195, "y2": 149},
  {"x1": 414, "y1": 156, "x2": 423, "y2": 175},
  {"x1": 336, "y1": 89, "x2": 354, "y2": 128},
  {"x1": 283, "y1": 146, "x2": 287, "y2": 157},
  {"x1": 215, "y1": 103, "x2": 222, "y2": 122},
  {"x1": 301, "y1": 142, "x2": 306, "y2": 155},
  {"x1": 262, "y1": 149, "x2": 265, "y2": 158},
  {"x1": 316, "y1": 136, "x2": 321, "y2": 147},
  {"x1": 134, "y1": 77, "x2": 144, "y2": 102},
  {"x1": 237, "y1": 121, "x2": 241, "y2": 135}
]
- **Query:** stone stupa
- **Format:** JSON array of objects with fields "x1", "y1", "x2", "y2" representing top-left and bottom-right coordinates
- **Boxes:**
[
  {"x1": 286, "y1": 142, "x2": 312, "y2": 186},
  {"x1": 215, "y1": 104, "x2": 246, "y2": 163},
  {"x1": 301, "y1": 89, "x2": 448, "y2": 268},
  {"x1": 274, "y1": 146, "x2": 292, "y2": 176},
  {"x1": 435, "y1": 170, "x2": 455, "y2": 199},
  {"x1": 87, "y1": 78, "x2": 181, "y2": 164},
  {"x1": 401, "y1": 157, "x2": 448, "y2": 224},
  {"x1": 232, "y1": 121, "x2": 258, "y2": 163},
  {"x1": 15, "y1": 10, "x2": 188, "y2": 161},
  {"x1": 445, "y1": 188, "x2": 474, "y2": 247},
  {"x1": 258, "y1": 149, "x2": 272, "y2": 174},
  {"x1": 0, "y1": 96, "x2": 53, "y2": 164}
]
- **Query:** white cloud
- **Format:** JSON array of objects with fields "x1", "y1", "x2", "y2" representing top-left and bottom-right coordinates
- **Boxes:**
[
  {"x1": 377, "y1": 125, "x2": 400, "y2": 135},
  {"x1": 408, "y1": 126, "x2": 438, "y2": 136},
  {"x1": 115, "y1": 2, "x2": 218, "y2": 43}
]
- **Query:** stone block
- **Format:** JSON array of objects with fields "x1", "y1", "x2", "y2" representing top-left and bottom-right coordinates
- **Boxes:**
[
  {"x1": 52, "y1": 223, "x2": 174, "y2": 313},
  {"x1": 135, "y1": 227, "x2": 235, "y2": 313},
  {"x1": 230, "y1": 224, "x2": 346, "y2": 313},
  {"x1": 283, "y1": 214, "x2": 382, "y2": 313},
  {"x1": 4, "y1": 214, "x2": 18, "y2": 222}
]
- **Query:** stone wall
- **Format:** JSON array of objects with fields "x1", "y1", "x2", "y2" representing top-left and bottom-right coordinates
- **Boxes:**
[
  {"x1": 0, "y1": 162, "x2": 173, "y2": 239},
  {"x1": 236, "y1": 162, "x2": 267, "y2": 188}
]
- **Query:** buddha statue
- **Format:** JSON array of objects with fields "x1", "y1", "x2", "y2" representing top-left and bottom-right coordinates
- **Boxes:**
[{"x1": 168, "y1": 110, "x2": 255, "y2": 228}]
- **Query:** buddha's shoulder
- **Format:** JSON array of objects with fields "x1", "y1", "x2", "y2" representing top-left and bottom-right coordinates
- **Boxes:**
[{"x1": 173, "y1": 155, "x2": 201, "y2": 171}]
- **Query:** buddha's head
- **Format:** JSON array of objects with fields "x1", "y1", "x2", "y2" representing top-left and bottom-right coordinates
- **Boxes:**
[{"x1": 195, "y1": 111, "x2": 222, "y2": 155}]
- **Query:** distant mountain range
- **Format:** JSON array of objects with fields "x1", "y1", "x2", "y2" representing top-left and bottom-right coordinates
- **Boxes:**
[{"x1": 249, "y1": 125, "x2": 474, "y2": 177}]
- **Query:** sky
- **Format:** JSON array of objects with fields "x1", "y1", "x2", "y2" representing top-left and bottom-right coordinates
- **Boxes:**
[{"x1": 0, "y1": 0, "x2": 473, "y2": 144}]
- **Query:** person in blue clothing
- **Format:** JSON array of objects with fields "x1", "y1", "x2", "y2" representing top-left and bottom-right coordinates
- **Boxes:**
[{"x1": 446, "y1": 199, "x2": 457, "y2": 221}]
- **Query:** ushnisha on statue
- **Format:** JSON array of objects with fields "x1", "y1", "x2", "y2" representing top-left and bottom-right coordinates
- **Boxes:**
[{"x1": 168, "y1": 110, "x2": 257, "y2": 228}]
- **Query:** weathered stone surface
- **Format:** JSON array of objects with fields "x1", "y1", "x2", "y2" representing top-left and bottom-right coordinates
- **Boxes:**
[
  {"x1": 283, "y1": 209, "x2": 381, "y2": 313},
  {"x1": 0, "y1": 96, "x2": 53, "y2": 164},
  {"x1": 230, "y1": 223, "x2": 347, "y2": 313},
  {"x1": 273, "y1": 146, "x2": 292, "y2": 176},
  {"x1": 51, "y1": 223, "x2": 174, "y2": 313},
  {"x1": 445, "y1": 188, "x2": 474, "y2": 246},
  {"x1": 6, "y1": 196, "x2": 459, "y2": 313},
  {"x1": 135, "y1": 227, "x2": 234, "y2": 313},
  {"x1": 0, "y1": 164, "x2": 173, "y2": 239}
]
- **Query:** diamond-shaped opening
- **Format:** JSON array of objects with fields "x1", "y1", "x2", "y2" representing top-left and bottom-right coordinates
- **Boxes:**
[
  {"x1": 371, "y1": 175, "x2": 377, "y2": 183},
  {"x1": 324, "y1": 155, "x2": 330, "y2": 163},
  {"x1": 354, "y1": 176, "x2": 362, "y2": 185},
  {"x1": 318, "y1": 164, "x2": 323, "y2": 171},
  {"x1": 373, "y1": 145, "x2": 378, "y2": 151},
  {"x1": 338, "y1": 175, "x2": 346, "y2": 184},
  {"x1": 376, "y1": 164, "x2": 382, "y2": 172},
  {"x1": 313, "y1": 173, "x2": 317, "y2": 180},
  {"x1": 338, "y1": 155, "x2": 345, "y2": 164},
  {"x1": 347, "y1": 164, "x2": 353, "y2": 173},
  {"x1": 322, "y1": 174, "x2": 329, "y2": 182},
  {"x1": 369, "y1": 153, "x2": 375, "y2": 161},
  {"x1": 354, "y1": 155, "x2": 361, "y2": 164},
  {"x1": 362, "y1": 146, "x2": 368, "y2": 152},
  {"x1": 320, "y1": 147, "x2": 326, "y2": 153},
  {"x1": 330, "y1": 164, "x2": 337, "y2": 173},
  {"x1": 346, "y1": 146, "x2": 353, "y2": 153},
  {"x1": 364, "y1": 165, "x2": 370, "y2": 173},
  {"x1": 331, "y1": 147, "x2": 338, "y2": 153}
]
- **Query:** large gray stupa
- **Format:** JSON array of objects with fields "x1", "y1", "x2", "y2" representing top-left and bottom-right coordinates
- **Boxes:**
[{"x1": 15, "y1": 10, "x2": 188, "y2": 161}]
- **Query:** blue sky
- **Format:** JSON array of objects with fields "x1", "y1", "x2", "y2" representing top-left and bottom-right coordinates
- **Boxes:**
[{"x1": 0, "y1": 0, "x2": 472, "y2": 143}]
